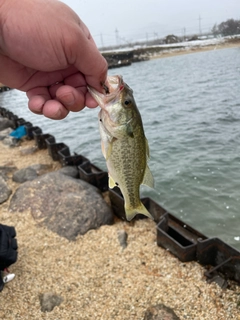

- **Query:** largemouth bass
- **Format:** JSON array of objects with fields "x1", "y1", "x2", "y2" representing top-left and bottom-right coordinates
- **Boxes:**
[{"x1": 88, "y1": 75, "x2": 154, "y2": 221}]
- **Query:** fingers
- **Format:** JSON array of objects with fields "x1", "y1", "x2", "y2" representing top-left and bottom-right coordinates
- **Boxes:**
[
  {"x1": 26, "y1": 67, "x2": 100, "y2": 119},
  {"x1": 85, "y1": 91, "x2": 99, "y2": 109},
  {"x1": 27, "y1": 88, "x2": 70, "y2": 120},
  {"x1": 55, "y1": 85, "x2": 85, "y2": 112},
  {"x1": 27, "y1": 82, "x2": 97, "y2": 119},
  {"x1": 53, "y1": 73, "x2": 91, "y2": 111},
  {"x1": 41, "y1": 99, "x2": 69, "y2": 119},
  {"x1": 27, "y1": 87, "x2": 51, "y2": 114},
  {"x1": 26, "y1": 86, "x2": 71, "y2": 120}
]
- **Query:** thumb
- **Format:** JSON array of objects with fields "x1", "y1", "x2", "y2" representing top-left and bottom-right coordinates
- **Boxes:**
[{"x1": 66, "y1": 20, "x2": 108, "y2": 92}]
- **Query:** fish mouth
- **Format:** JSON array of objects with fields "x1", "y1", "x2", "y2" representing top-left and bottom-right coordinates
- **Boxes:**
[
  {"x1": 87, "y1": 75, "x2": 124, "y2": 109},
  {"x1": 106, "y1": 75, "x2": 124, "y2": 93}
]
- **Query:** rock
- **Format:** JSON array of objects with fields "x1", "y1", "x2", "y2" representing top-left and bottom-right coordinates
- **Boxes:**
[
  {"x1": 12, "y1": 164, "x2": 53, "y2": 183},
  {"x1": 2, "y1": 136, "x2": 19, "y2": 147},
  {"x1": 39, "y1": 292, "x2": 63, "y2": 312},
  {"x1": 117, "y1": 230, "x2": 128, "y2": 249},
  {"x1": 0, "y1": 166, "x2": 18, "y2": 180},
  {"x1": 29, "y1": 164, "x2": 52, "y2": 175},
  {"x1": 144, "y1": 304, "x2": 180, "y2": 320},
  {"x1": 12, "y1": 167, "x2": 38, "y2": 183},
  {"x1": 9, "y1": 171, "x2": 114, "y2": 240},
  {"x1": 0, "y1": 118, "x2": 14, "y2": 131},
  {"x1": 0, "y1": 175, "x2": 12, "y2": 204},
  {"x1": 0, "y1": 128, "x2": 12, "y2": 140},
  {"x1": 20, "y1": 146, "x2": 38, "y2": 155},
  {"x1": 207, "y1": 274, "x2": 228, "y2": 289},
  {"x1": 58, "y1": 166, "x2": 79, "y2": 178}
]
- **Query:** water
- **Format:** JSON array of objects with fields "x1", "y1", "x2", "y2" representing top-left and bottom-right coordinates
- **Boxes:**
[{"x1": 1, "y1": 47, "x2": 240, "y2": 249}]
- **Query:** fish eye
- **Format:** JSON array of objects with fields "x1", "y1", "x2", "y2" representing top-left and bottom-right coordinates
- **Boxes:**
[{"x1": 124, "y1": 99, "x2": 131, "y2": 106}]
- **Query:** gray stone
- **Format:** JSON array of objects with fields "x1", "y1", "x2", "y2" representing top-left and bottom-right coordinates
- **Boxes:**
[
  {"x1": 12, "y1": 164, "x2": 53, "y2": 183},
  {"x1": 39, "y1": 292, "x2": 63, "y2": 312},
  {"x1": 0, "y1": 127, "x2": 12, "y2": 140},
  {"x1": 20, "y1": 146, "x2": 38, "y2": 155},
  {"x1": 12, "y1": 167, "x2": 38, "y2": 183},
  {"x1": 28, "y1": 164, "x2": 52, "y2": 175},
  {"x1": 0, "y1": 166, "x2": 18, "y2": 180},
  {"x1": 0, "y1": 118, "x2": 14, "y2": 131},
  {"x1": 117, "y1": 230, "x2": 128, "y2": 249},
  {"x1": 2, "y1": 136, "x2": 19, "y2": 147},
  {"x1": 207, "y1": 274, "x2": 228, "y2": 289},
  {"x1": 144, "y1": 304, "x2": 180, "y2": 320},
  {"x1": 58, "y1": 165, "x2": 79, "y2": 178},
  {"x1": 9, "y1": 171, "x2": 114, "y2": 240},
  {"x1": 0, "y1": 175, "x2": 12, "y2": 203}
]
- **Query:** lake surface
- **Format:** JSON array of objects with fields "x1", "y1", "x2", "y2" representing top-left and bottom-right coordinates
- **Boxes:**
[{"x1": 1, "y1": 47, "x2": 240, "y2": 249}]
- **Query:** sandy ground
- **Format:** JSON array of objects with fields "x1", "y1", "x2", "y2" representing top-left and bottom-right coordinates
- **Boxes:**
[{"x1": 0, "y1": 138, "x2": 240, "y2": 319}]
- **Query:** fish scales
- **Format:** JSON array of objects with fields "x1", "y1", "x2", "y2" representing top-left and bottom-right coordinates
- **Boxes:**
[{"x1": 110, "y1": 126, "x2": 146, "y2": 208}]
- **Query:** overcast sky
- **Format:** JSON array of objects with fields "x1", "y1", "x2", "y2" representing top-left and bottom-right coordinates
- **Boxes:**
[{"x1": 61, "y1": 0, "x2": 240, "y2": 47}]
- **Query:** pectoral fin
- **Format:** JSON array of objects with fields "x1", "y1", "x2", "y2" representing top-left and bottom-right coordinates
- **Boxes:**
[
  {"x1": 99, "y1": 114, "x2": 115, "y2": 160},
  {"x1": 101, "y1": 140, "x2": 113, "y2": 161},
  {"x1": 142, "y1": 165, "x2": 154, "y2": 188}
]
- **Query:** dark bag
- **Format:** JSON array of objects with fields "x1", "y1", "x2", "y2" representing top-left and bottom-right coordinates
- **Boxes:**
[
  {"x1": 0, "y1": 224, "x2": 17, "y2": 291},
  {"x1": 0, "y1": 224, "x2": 18, "y2": 270}
]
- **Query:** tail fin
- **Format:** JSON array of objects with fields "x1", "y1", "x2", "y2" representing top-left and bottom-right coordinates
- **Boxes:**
[{"x1": 125, "y1": 201, "x2": 154, "y2": 221}]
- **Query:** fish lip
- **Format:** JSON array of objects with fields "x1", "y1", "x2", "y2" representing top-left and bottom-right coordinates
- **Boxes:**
[{"x1": 87, "y1": 75, "x2": 124, "y2": 110}]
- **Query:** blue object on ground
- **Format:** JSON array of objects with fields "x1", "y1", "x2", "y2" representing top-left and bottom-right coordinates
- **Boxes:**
[{"x1": 9, "y1": 125, "x2": 27, "y2": 139}]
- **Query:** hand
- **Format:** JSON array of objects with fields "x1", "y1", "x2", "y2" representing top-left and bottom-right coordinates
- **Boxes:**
[{"x1": 0, "y1": 0, "x2": 108, "y2": 119}]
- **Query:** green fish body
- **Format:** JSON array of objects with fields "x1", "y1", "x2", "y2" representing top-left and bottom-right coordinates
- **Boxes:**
[{"x1": 88, "y1": 75, "x2": 154, "y2": 221}]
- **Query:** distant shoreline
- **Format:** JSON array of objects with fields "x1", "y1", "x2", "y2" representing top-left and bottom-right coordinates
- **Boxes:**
[
  {"x1": 102, "y1": 37, "x2": 240, "y2": 68},
  {"x1": 149, "y1": 40, "x2": 240, "y2": 60}
]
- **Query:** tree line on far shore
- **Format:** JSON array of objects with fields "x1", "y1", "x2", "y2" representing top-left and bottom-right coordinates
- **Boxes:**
[
  {"x1": 165, "y1": 18, "x2": 240, "y2": 44},
  {"x1": 212, "y1": 19, "x2": 240, "y2": 37}
]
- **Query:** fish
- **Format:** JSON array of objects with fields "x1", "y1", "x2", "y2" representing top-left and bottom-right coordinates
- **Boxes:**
[{"x1": 88, "y1": 75, "x2": 154, "y2": 221}]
